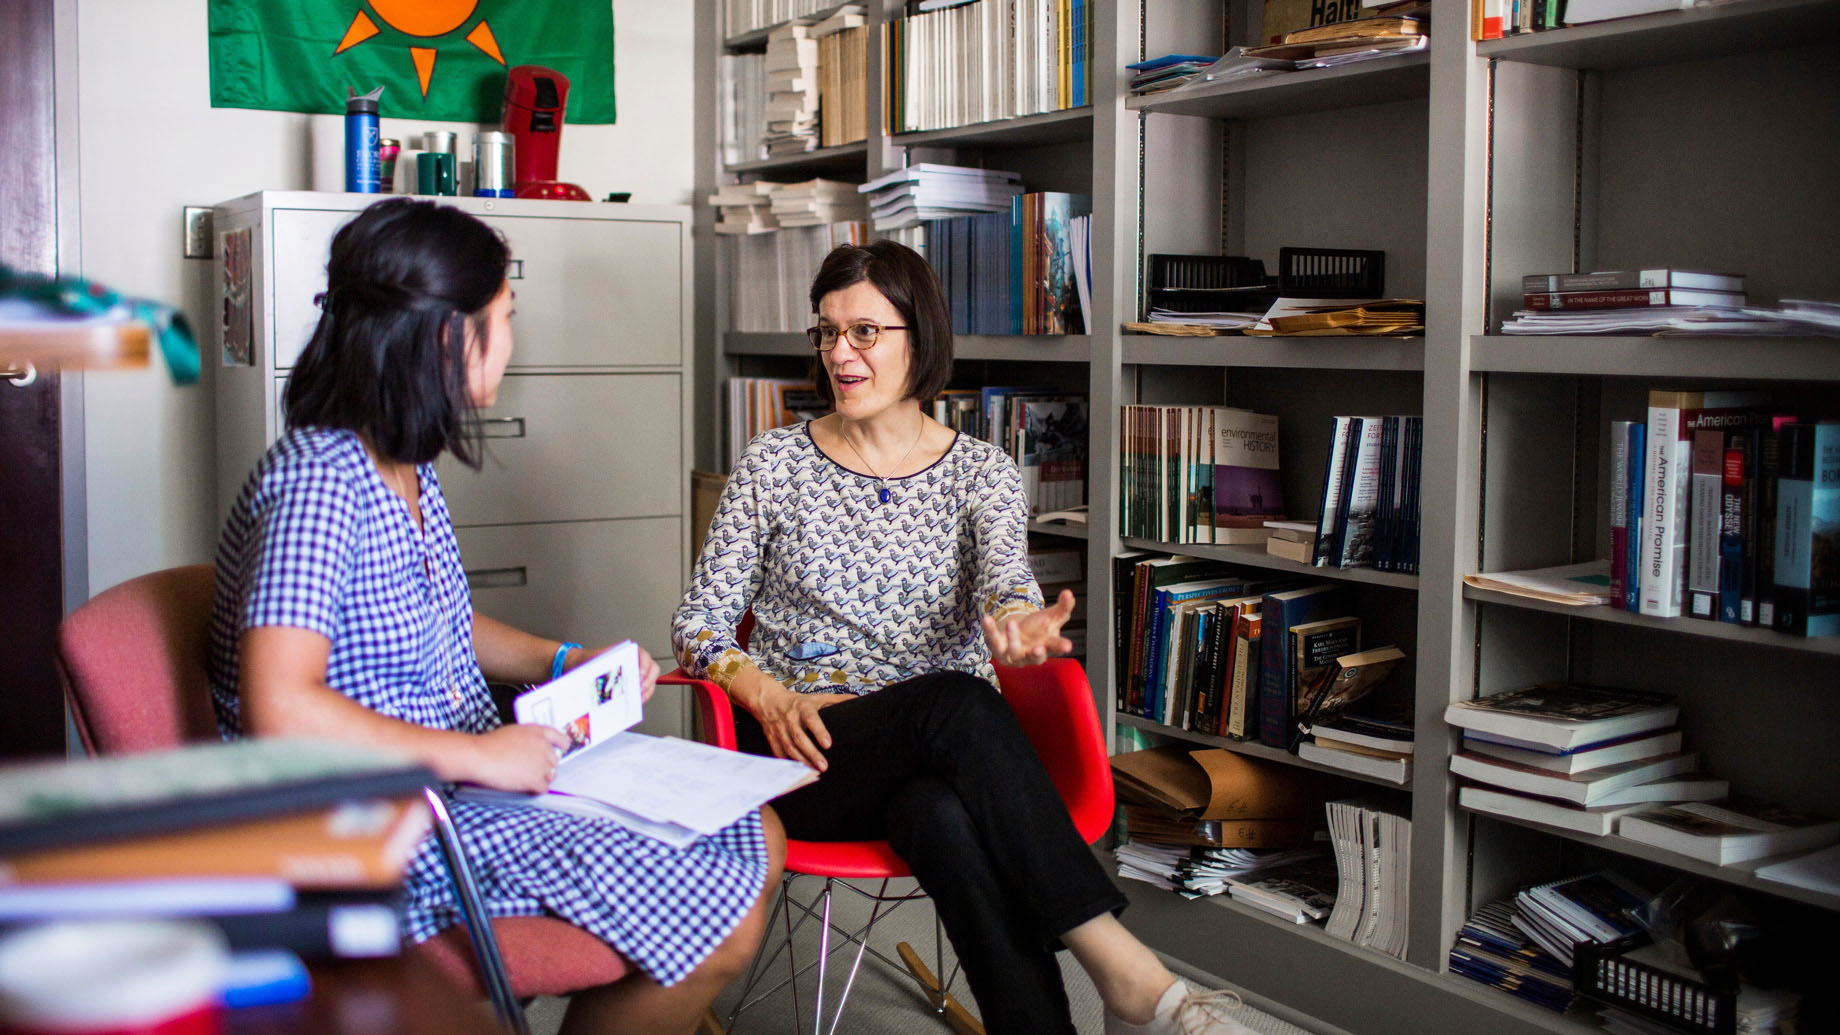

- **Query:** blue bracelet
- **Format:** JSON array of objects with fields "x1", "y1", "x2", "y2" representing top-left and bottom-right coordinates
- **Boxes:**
[{"x1": 551, "y1": 642, "x2": 582, "y2": 681}]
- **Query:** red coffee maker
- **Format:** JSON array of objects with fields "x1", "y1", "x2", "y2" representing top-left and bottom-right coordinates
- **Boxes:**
[{"x1": 501, "y1": 65, "x2": 590, "y2": 201}]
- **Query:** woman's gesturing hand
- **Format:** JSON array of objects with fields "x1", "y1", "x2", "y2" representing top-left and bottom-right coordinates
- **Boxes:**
[
  {"x1": 470, "y1": 723, "x2": 572, "y2": 794},
  {"x1": 981, "y1": 588, "x2": 1079, "y2": 666},
  {"x1": 753, "y1": 679, "x2": 853, "y2": 773}
]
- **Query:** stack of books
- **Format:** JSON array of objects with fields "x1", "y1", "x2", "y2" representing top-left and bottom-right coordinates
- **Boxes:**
[
  {"x1": 762, "y1": 21, "x2": 824, "y2": 156},
  {"x1": 1448, "y1": 898, "x2": 1574, "y2": 1013},
  {"x1": 1308, "y1": 415, "x2": 1423, "y2": 574},
  {"x1": 1511, "y1": 870, "x2": 1648, "y2": 969},
  {"x1": 1262, "y1": 520, "x2": 1317, "y2": 564},
  {"x1": 1501, "y1": 269, "x2": 1749, "y2": 335},
  {"x1": 1445, "y1": 683, "x2": 1730, "y2": 835},
  {"x1": 1115, "y1": 841, "x2": 1328, "y2": 906},
  {"x1": 1324, "y1": 795, "x2": 1411, "y2": 959},
  {"x1": 1298, "y1": 692, "x2": 1414, "y2": 786},
  {"x1": 1617, "y1": 799, "x2": 1840, "y2": 866},
  {"x1": 767, "y1": 178, "x2": 867, "y2": 227},
  {"x1": 0, "y1": 740, "x2": 436, "y2": 962},
  {"x1": 708, "y1": 180, "x2": 778, "y2": 235},
  {"x1": 859, "y1": 163, "x2": 1023, "y2": 232}
]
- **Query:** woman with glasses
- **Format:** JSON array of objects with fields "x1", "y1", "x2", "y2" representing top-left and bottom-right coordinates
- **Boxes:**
[{"x1": 673, "y1": 240, "x2": 1254, "y2": 1035}]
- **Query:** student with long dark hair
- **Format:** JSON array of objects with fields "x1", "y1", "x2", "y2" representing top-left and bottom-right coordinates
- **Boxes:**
[
  {"x1": 674, "y1": 240, "x2": 1255, "y2": 1035},
  {"x1": 209, "y1": 198, "x2": 783, "y2": 1035}
]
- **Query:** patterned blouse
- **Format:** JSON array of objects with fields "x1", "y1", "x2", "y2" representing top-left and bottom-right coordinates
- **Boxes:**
[
  {"x1": 673, "y1": 423, "x2": 1043, "y2": 694},
  {"x1": 209, "y1": 426, "x2": 768, "y2": 985}
]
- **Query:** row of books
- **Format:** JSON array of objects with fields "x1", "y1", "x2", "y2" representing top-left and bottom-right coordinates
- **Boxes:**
[
  {"x1": 1614, "y1": 389, "x2": 1836, "y2": 637},
  {"x1": 933, "y1": 386, "x2": 1089, "y2": 515},
  {"x1": 1118, "y1": 405, "x2": 1286, "y2": 545},
  {"x1": 718, "y1": 9, "x2": 868, "y2": 164},
  {"x1": 1501, "y1": 268, "x2": 1751, "y2": 334},
  {"x1": 725, "y1": 220, "x2": 878, "y2": 333},
  {"x1": 726, "y1": 376, "x2": 826, "y2": 465},
  {"x1": 886, "y1": 0, "x2": 1090, "y2": 135},
  {"x1": 722, "y1": 0, "x2": 838, "y2": 40},
  {"x1": 1313, "y1": 414, "x2": 1423, "y2": 573},
  {"x1": 923, "y1": 192, "x2": 1091, "y2": 335},
  {"x1": 0, "y1": 740, "x2": 434, "y2": 964}
]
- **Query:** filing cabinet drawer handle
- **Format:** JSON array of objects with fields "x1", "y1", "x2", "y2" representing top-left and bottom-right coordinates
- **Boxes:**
[
  {"x1": 506, "y1": 259, "x2": 524, "y2": 280},
  {"x1": 476, "y1": 417, "x2": 526, "y2": 439},
  {"x1": 466, "y1": 566, "x2": 528, "y2": 590}
]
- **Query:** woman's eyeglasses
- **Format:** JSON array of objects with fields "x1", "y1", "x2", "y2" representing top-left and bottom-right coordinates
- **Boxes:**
[{"x1": 806, "y1": 322, "x2": 907, "y2": 352}]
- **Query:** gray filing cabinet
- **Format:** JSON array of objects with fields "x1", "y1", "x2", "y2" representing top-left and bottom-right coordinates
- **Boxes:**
[{"x1": 211, "y1": 191, "x2": 694, "y2": 730}]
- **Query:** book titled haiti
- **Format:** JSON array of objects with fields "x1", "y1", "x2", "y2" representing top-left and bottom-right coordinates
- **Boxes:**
[{"x1": 0, "y1": 738, "x2": 436, "y2": 856}]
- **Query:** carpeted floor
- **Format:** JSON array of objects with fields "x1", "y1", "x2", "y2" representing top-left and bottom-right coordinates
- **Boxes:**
[{"x1": 526, "y1": 875, "x2": 1334, "y2": 1035}]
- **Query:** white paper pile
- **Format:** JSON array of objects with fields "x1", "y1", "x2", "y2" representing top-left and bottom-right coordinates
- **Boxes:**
[
  {"x1": 761, "y1": 12, "x2": 861, "y2": 157},
  {"x1": 708, "y1": 181, "x2": 778, "y2": 235},
  {"x1": 858, "y1": 163, "x2": 1023, "y2": 231},
  {"x1": 768, "y1": 178, "x2": 867, "y2": 228}
]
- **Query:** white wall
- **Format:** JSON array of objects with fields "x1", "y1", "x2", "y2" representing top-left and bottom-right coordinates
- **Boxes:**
[{"x1": 67, "y1": 0, "x2": 696, "y2": 595}]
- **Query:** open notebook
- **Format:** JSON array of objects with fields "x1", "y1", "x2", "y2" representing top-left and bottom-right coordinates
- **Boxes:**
[{"x1": 457, "y1": 643, "x2": 816, "y2": 848}]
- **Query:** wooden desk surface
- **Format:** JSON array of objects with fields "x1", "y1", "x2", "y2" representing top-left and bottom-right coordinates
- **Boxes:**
[{"x1": 229, "y1": 954, "x2": 502, "y2": 1035}]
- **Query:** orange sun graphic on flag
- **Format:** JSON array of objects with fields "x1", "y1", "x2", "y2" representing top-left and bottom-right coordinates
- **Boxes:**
[{"x1": 336, "y1": 0, "x2": 505, "y2": 97}]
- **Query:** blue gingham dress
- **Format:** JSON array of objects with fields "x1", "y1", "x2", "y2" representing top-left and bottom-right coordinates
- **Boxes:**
[{"x1": 208, "y1": 426, "x2": 767, "y2": 985}]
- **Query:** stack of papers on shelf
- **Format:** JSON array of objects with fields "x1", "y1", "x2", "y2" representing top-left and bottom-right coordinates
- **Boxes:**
[
  {"x1": 1323, "y1": 796, "x2": 1411, "y2": 959},
  {"x1": 767, "y1": 178, "x2": 867, "y2": 227},
  {"x1": 1500, "y1": 306, "x2": 1765, "y2": 335},
  {"x1": 1245, "y1": 298, "x2": 1424, "y2": 336},
  {"x1": 1448, "y1": 898, "x2": 1574, "y2": 1013},
  {"x1": 857, "y1": 163, "x2": 1023, "y2": 231},
  {"x1": 1462, "y1": 560, "x2": 1615, "y2": 605},
  {"x1": 1125, "y1": 54, "x2": 1220, "y2": 95},
  {"x1": 1146, "y1": 307, "x2": 1265, "y2": 330},
  {"x1": 1115, "y1": 841, "x2": 1325, "y2": 900},
  {"x1": 1224, "y1": 852, "x2": 1341, "y2": 922},
  {"x1": 1243, "y1": 15, "x2": 1427, "y2": 63},
  {"x1": 708, "y1": 180, "x2": 779, "y2": 235}
]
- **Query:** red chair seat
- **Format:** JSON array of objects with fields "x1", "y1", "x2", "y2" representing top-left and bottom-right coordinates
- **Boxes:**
[
  {"x1": 417, "y1": 918, "x2": 632, "y2": 998},
  {"x1": 785, "y1": 839, "x2": 910, "y2": 879}
]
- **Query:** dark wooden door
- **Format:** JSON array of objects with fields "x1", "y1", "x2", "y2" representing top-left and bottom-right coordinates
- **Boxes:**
[{"x1": 1, "y1": 0, "x2": 72, "y2": 758}]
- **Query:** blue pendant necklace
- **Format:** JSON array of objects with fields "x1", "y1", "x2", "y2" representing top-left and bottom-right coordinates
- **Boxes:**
[{"x1": 840, "y1": 416, "x2": 926, "y2": 506}]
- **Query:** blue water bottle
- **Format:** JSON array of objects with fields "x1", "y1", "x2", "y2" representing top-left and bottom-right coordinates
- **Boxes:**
[{"x1": 344, "y1": 86, "x2": 384, "y2": 193}]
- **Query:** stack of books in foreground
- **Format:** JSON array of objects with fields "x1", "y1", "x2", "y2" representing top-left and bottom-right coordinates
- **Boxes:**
[
  {"x1": 1324, "y1": 796, "x2": 1410, "y2": 959},
  {"x1": 1448, "y1": 898, "x2": 1574, "y2": 1012},
  {"x1": 1298, "y1": 694, "x2": 1414, "y2": 786},
  {"x1": 1446, "y1": 683, "x2": 1729, "y2": 835},
  {"x1": 1117, "y1": 405, "x2": 1287, "y2": 545},
  {"x1": 710, "y1": 180, "x2": 779, "y2": 235},
  {"x1": 859, "y1": 163, "x2": 1023, "y2": 232},
  {"x1": 0, "y1": 740, "x2": 435, "y2": 963}
]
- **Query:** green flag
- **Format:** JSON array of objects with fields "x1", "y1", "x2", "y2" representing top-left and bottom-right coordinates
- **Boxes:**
[{"x1": 209, "y1": 0, "x2": 615, "y2": 124}]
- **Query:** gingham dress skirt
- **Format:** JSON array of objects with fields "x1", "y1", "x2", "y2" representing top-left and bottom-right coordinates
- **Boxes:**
[{"x1": 402, "y1": 801, "x2": 768, "y2": 986}]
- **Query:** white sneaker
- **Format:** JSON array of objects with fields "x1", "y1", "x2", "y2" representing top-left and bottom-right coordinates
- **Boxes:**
[{"x1": 1103, "y1": 980, "x2": 1260, "y2": 1035}]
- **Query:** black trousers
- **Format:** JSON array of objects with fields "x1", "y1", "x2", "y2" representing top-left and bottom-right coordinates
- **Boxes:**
[{"x1": 731, "y1": 670, "x2": 1127, "y2": 1035}]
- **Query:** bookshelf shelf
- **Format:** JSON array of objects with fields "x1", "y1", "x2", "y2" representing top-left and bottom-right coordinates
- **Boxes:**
[
  {"x1": 722, "y1": 332, "x2": 1094, "y2": 362},
  {"x1": 726, "y1": 142, "x2": 869, "y2": 177},
  {"x1": 1122, "y1": 538, "x2": 1422, "y2": 590},
  {"x1": 1469, "y1": 335, "x2": 1840, "y2": 382},
  {"x1": 721, "y1": 4, "x2": 856, "y2": 51},
  {"x1": 1115, "y1": 713, "x2": 1412, "y2": 789},
  {"x1": 1463, "y1": 808, "x2": 1840, "y2": 914},
  {"x1": 1462, "y1": 587, "x2": 1840, "y2": 657},
  {"x1": 1478, "y1": 0, "x2": 1840, "y2": 70},
  {"x1": 1028, "y1": 519, "x2": 1089, "y2": 539},
  {"x1": 1433, "y1": 973, "x2": 1606, "y2": 1033},
  {"x1": 893, "y1": 106, "x2": 1094, "y2": 148},
  {"x1": 1126, "y1": 54, "x2": 1429, "y2": 121},
  {"x1": 1123, "y1": 334, "x2": 1425, "y2": 371}
]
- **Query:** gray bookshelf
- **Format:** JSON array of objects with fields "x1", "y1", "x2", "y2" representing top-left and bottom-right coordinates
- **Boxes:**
[{"x1": 696, "y1": 2, "x2": 1840, "y2": 1032}]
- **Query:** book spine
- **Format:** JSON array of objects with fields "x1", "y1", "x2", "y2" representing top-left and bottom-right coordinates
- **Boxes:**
[
  {"x1": 1771, "y1": 423, "x2": 1814, "y2": 635},
  {"x1": 1737, "y1": 428, "x2": 1760, "y2": 624},
  {"x1": 1609, "y1": 420, "x2": 1631, "y2": 608},
  {"x1": 1522, "y1": 288, "x2": 1740, "y2": 310},
  {"x1": 1719, "y1": 441, "x2": 1744, "y2": 623},
  {"x1": 1258, "y1": 592, "x2": 1332, "y2": 748},
  {"x1": 1638, "y1": 402, "x2": 1685, "y2": 618},
  {"x1": 1338, "y1": 417, "x2": 1385, "y2": 569},
  {"x1": 1756, "y1": 422, "x2": 1783, "y2": 626},
  {"x1": 1812, "y1": 424, "x2": 1839, "y2": 637},
  {"x1": 1314, "y1": 417, "x2": 1352, "y2": 567},
  {"x1": 1687, "y1": 428, "x2": 1725, "y2": 620},
  {"x1": 1624, "y1": 421, "x2": 1645, "y2": 611}
]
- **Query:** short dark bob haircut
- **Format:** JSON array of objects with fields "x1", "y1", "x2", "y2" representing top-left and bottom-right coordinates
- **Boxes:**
[
  {"x1": 807, "y1": 240, "x2": 952, "y2": 406},
  {"x1": 284, "y1": 198, "x2": 510, "y2": 468}
]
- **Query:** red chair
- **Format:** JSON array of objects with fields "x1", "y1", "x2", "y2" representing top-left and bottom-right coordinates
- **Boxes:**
[
  {"x1": 55, "y1": 565, "x2": 638, "y2": 1035},
  {"x1": 661, "y1": 636, "x2": 1113, "y2": 1035}
]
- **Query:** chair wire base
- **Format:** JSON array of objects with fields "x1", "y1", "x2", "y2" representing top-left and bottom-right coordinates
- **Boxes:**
[{"x1": 722, "y1": 874, "x2": 966, "y2": 1035}]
